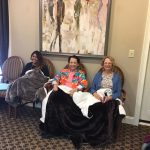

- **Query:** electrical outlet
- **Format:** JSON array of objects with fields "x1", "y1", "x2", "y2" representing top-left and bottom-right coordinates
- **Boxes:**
[{"x1": 128, "y1": 49, "x2": 135, "y2": 58}]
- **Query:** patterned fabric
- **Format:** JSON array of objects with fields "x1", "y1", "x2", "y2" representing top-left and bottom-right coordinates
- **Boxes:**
[
  {"x1": 90, "y1": 72, "x2": 121, "y2": 100},
  {"x1": 64, "y1": 63, "x2": 87, "y2": 77},
  {"x1": 64, "y1": 72, "x2": 75, "y2": 88},
  {"x1": 0, "y1": 101, "x2": 149, "y2": 150},
  {"x1": 54, "y1": 68, "x2": 88, "y2": 89},
  {"x1": 101, "y1": 72, "x2": 113, "y2": 88}
]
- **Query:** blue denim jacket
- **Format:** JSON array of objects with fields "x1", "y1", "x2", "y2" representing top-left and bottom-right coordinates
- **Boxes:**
[{"x1": 90, "y1": 72, "x2": 122, "y2": 100}]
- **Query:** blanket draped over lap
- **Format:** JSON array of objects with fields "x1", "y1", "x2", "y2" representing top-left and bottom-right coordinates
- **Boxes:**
[
  {"x1": 41, "y1": 88, "x2": 125, "y2": 147},
  {"x1": 5, "y1": 69, "x2": 49, "y2": 105}
]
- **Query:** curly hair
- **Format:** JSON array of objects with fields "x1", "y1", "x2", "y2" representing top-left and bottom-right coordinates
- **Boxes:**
[{"x1": 99, "y1": 56, "x2": 116, "y2": 72}]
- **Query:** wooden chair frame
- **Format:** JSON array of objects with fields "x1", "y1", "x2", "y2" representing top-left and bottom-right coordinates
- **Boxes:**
[{"x1": 99, "y1": 65, "x2": 126, "y2": 102}]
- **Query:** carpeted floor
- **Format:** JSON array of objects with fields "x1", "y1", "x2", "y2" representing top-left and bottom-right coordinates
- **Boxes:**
[{"x1": 0, "y1": 100, "x2": 149, "y2": 150}]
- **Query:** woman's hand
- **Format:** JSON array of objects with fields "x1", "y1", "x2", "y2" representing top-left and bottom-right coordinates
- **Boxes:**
[
  {"x1": 53, "y1": 84, "x2": 58, "y2": 91},
  {"x1": 44, "y1": 82, "x2": 53, "y2": 92},
  {"x1": 69, "y1": 89, "x2": 77, "y2": 97},
  {"x1": 93, "y1": 92, "x2": 103, "y2": 102},
  {"x1": 102, "y1": 96, "x2": 112, "y2": 103}
]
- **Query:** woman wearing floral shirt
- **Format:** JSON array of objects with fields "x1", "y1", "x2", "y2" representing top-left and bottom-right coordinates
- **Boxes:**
[
  {"x1": 40, "y1": 55, "x2": 88, "y2": 123},
  {"x1": 52, "y1": 55, "x2": 88, "y2": 96}
]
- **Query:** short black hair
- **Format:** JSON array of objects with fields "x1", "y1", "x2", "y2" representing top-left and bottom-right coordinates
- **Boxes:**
[{"x1": 68, "y1": 55, "x2": 80, "y2": 64}]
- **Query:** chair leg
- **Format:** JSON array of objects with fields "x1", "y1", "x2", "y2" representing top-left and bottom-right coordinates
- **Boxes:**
[
  {"x1": 8, "y1": 104, "x2": 18, "y2": 119},
  {"x1": 8, "y1": 105, "x2": 11, "y2": 117},
  {"x1": 14, "y1": 107, "x2": 17, "y2": 119},
  {"x1": 33, "y1": 101, "x2": 35, "y2": 109}
]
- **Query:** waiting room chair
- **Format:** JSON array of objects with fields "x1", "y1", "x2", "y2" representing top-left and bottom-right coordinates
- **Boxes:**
[
  {"x1": 0, "y1": 56, "x2": 24, "y2": 118},
  {"x1": 113, "y1": 65, "x2": 126, "y2": 102},
  {"x1": 99, "y1": 65, "x2": 126, "y2": 140},
  {"x1": 99, "y1": 65, "x2": 126, "y2": 102},
  {"x1": 8, "y1": 57, "x2": 55, "y2": 118},
  {"x1": 0, "y1": 56, "x2": 24, "y2": 98},
  {"x1": 43, "y1": 56, "x2": 55, "y2": 79}
]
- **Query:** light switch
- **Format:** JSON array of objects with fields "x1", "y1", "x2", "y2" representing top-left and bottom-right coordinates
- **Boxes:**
[{"x1": 128, "y1": 49, "x2": 135, "y2": 58}]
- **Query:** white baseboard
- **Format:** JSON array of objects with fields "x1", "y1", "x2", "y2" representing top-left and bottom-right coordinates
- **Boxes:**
[
  {"x1": 122, "y1": 116, "x2": 138, "y2": 126},
  {"x1": 139, "y1": 122, "x2": 150, "y2": 126}
]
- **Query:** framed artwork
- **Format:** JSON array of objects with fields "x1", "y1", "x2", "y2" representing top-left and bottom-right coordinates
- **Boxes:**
[{"x1": 39, "y1": 0, "x2": 112, "y2": 57}]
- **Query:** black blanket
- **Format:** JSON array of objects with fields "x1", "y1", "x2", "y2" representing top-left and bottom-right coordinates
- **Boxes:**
[{"x1": 40, "y1": 89, "x2": 124, "y2": 148}]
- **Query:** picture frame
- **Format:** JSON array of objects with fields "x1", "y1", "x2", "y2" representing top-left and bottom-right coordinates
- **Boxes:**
[{"x1": 39, "y1": 0, "x2": 112, "y2": 58}]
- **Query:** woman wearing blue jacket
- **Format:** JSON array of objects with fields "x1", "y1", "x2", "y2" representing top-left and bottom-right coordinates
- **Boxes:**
[{"x1": 90, "y1": 56, "x2": 122, "y2": 103}]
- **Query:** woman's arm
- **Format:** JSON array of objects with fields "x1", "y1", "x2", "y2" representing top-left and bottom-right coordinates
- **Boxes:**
[
  {"x1": 69, "y1": 71, "x2": 88, "y2": 96},
  {"x1": 53, "y1": 71, "x2": 62, "y2": 84},
  {"x1": 77, "y1": 71, "x2": 88, "y2": 90},
  {"x1": 20, "y1": 62, "x2": 32, "y2": 76},
  {"x1": 41, "y1": 65, "x2": 50, "y2": 77},
  {"x1": 112, "y1": 74, "x2": 122, "y2": 99},
  {"x1": 90, "y1": 73, "x2": 100, "y2": 94},
  {"x1": 51, "y1": 70, "x2": 63, "y2": 91},
  {"x1": 89, "y1": 73, "x2": 104, "y2": 101}
]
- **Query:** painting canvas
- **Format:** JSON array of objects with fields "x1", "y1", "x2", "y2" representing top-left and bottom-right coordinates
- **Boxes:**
[{"x1": 40, "y1": 0, "x2": 112, "y2": 57}]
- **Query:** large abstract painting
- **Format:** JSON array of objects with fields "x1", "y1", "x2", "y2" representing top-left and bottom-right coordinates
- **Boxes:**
[{"x1": 40, "y1": 0, "x2": 112, "y2": 57}]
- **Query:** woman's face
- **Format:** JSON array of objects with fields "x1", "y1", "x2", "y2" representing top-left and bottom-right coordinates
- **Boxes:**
[
  {"x1": 103, "y1": 58, "x2": 113, "y2": 71},
  {"x1": 69, "y1": 58, "x2": 78, "y2": 70},
  {"x1": 31, "y1": 53, "x2": 38, "y2": 64}
]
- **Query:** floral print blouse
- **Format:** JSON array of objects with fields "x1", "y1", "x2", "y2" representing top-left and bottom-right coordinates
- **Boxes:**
[
  {"x1": 101, "y1": 72, "x2": 113, "y2": 89},
  {"x1": 53, "y1": 68, "x2": 88, "y2": 90}
]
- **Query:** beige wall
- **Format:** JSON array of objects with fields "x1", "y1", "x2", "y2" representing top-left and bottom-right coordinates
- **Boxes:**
[
  {"x1": 9, "y1": 0, "x2": 149, "y2": 117},
  {"x1": 109, "y1": 0, "x2": 148, "y2": 116},
  {"x1": 9, "y1": 0, "x2": 39, "y2": 61}
]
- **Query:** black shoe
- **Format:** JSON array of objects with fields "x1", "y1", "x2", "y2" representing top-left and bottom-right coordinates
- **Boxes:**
[
  {"x1": 41, "y1": 131, "x2": 53, "y2": 139},
  {"x1": 70, "y1": 135, "x2": 82, "y2": 149},
  {"x1": 39, "y1": 121, "x2": 45, "y2": 131}
]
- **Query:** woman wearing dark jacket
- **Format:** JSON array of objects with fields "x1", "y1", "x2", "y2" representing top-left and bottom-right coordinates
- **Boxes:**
[
  {"x1": 6, "y1": 51, "x2": 50, "y2": 108},
  {"x1": 21, "y1": 51, "x2": 49, "y2": 77}
]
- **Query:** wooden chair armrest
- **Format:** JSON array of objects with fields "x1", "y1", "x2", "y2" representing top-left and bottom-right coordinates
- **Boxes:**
[{"x1": 121, "y1": 89, "x2": 126, "y2": 102}]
